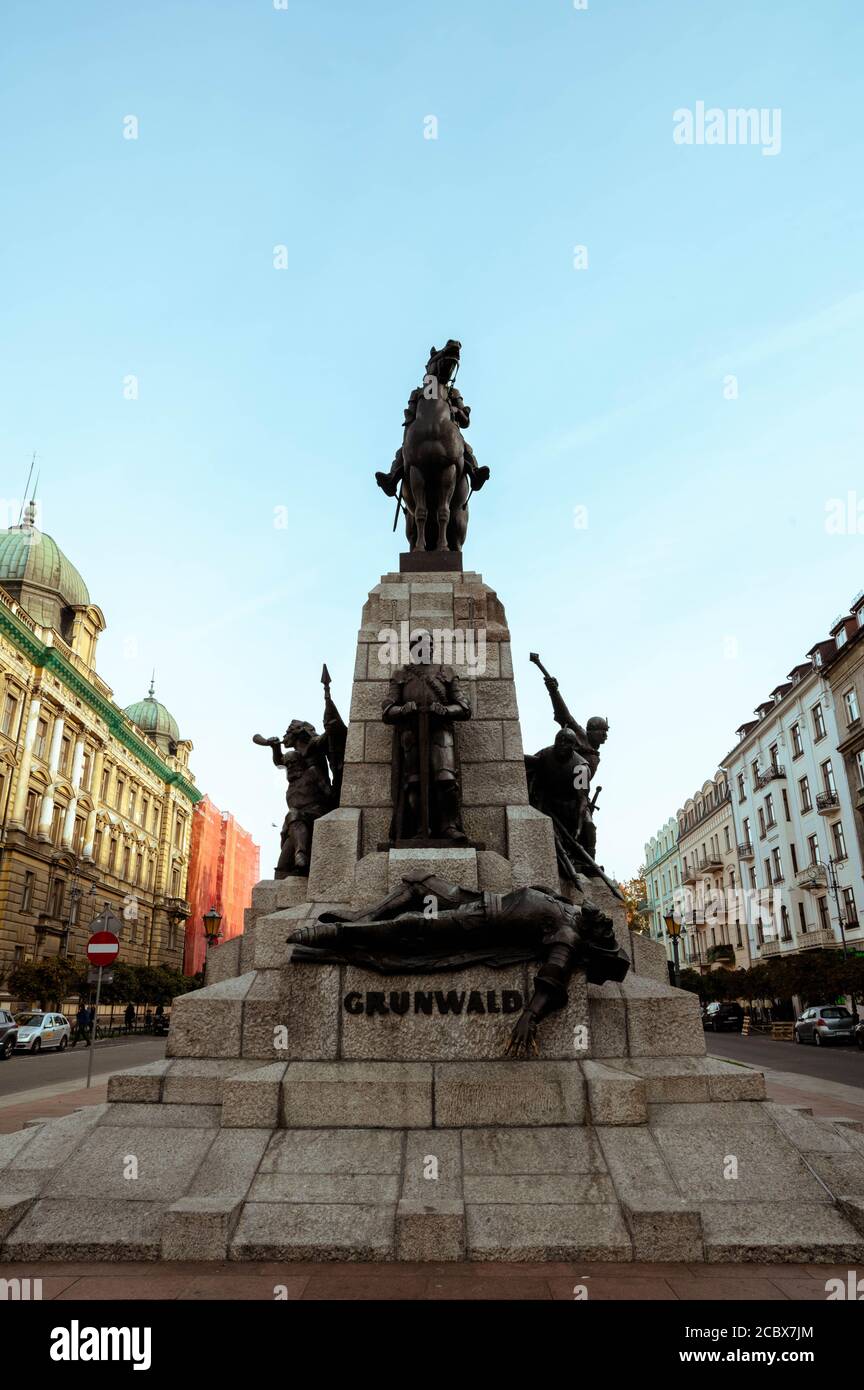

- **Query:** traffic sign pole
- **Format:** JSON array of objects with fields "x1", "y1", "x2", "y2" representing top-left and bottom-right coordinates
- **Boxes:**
[{"x1": 85, "y1": 967, "x2": 103, "y2": 1090}]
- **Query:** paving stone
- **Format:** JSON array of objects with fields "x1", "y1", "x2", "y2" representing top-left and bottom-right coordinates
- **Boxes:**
[
  {"x1": 765, "y1": 1102, "x2": 856, "y2": 1154},
  {"x1": 7, "y1": 1106, "x2": 105, "y2": 1170},
  {"x1": 340, "y1": 965, "x2": 530, "y2": 1061},
  {"x1": 466, "y1": 1203, "x2": 632, "y2": 1261},
  {"x1": 249, "y1": 1172, "x2": 400, "y2": 1202},
  {"x1": 401, "y1": 1130, "x2": 462, "y2": 1200},
  {"x1": 204, "y1": 936, "x2": 242, "y2": 985},
  {"x1": 597, "y1": 1126, "x2": 684, "y2": 1206},
  {"x1": 650, "y1": 1101, "x2": 773, "y2": 1129},
  {"x1": 162, "y1": 1197, "x2": 243, "y2": 1261},
  {"x1": 166, "y1": 973, "x2": 255, "y2": 1059},
  {"x1": 3, "y1": 1199, "x2": 165, "y2": 1261},
  {"x1": 621, "y1": 1196, "x2": 703, "y2": 1262},
  {"x1": 245, "y1": 964, "x2": 340, "y2": 1061},
  {"x1": 221, "y1": 1063, "x2": 288, "y2": 1127},
  {"x1": 434, "y1": 1061, "x2": 585, "y2": 1127},
  {"x1": 387, "y1": 847, "x2": 478, "y2": 891},
  {"x1": 622, "y1": 976, "x2": 706, "y2": 1057},
  {"x1": 837, "y1": 1196, "x2": 864, "y2": 1235},
  {"x1": 462, "y1": 1127, "x2": 606, "y2": 1175},
  {"x1": 701, "y1": 1201, "x2": 864, "y2": 1263},
  {"x1": 803, "y1": 1153, "x2": 864, "y2": 1198},
  {"x1": 98, "y1": 1103, "x2": 221, "y2": 1128},
  {"x1": 259, "y1": 1128, "x2": 403, "y2": 1174},
  {"x1": 396, "y1": 1199, "x2": 465, "y2": 1261},
  {"x1": 0, "y1": 1192, "x2": 36, "y2": 1239},
  {"x1": 652, "y1": 1124, "x2": 829, "y2": 1204},
  {"x1": 163, "y1": 1059, "x2": 258, "y2": 1105},
  {"x1": 107, "y1": 1061, "x2": 172, "y2": 1104},
  {"x1": 307, "y1": 807, "x2": 361, "y2": 902},
  {"x1": 43, "y1": 1126, "x2": 216, "y2": 1201},
  {"x1": 463, "y1": 1174, "x2": 615, "y2": 1203},
  {"x1": 230, "y1": 1202, "x2": 395, "y2": 1261},
  {"x1": 185, "y1": 1128, "x2": 271, "y2": 1199},
  {"x1": 583, "y1": 1061, "x2": 647, "y2": 1125},
  {"x1": 505, "y1": 805, "x2": 559, "y2": 889},
  {"x1": 587, "y1": 982, "x2": 627, "y2": 1057},
  {"x1": 0, "y1": 1130, "x2": 38, "y2": 1172},
  {"x1": 282, "y1": 1062, "x2": 433, "y2": 1128}
]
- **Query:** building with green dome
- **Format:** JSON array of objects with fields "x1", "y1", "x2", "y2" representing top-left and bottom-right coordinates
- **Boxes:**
[{"x1": 0, "y1": 504, "x2": 201, "y2": 981}]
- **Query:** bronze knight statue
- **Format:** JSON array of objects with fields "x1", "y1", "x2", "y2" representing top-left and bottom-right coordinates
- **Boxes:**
[
  {"x1": 384, "y1": 647, "x2": 471, "y2": 842},
  {"x1": 375, "y1": 339, "x2": 489, "y2": 552},
  {"x1": 253, "y1": 666, "x2": 346, "y2": 878}
]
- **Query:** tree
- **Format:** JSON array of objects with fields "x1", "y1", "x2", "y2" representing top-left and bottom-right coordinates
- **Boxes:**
[
  {"x1": 620, "y1": 876, "x2": 651, "y2": 933},
  {"x1": 8, "y1": 958, "x2": 86, "y2": 1011}
]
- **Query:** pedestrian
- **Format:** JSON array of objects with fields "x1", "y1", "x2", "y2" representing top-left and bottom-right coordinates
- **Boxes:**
[
  {"x1": 76, "y1": 1004, "x2": 91, "y2": 1047},
  {"x1": 124, "y1": 1002, "x2": 135, "y2": 1034}
]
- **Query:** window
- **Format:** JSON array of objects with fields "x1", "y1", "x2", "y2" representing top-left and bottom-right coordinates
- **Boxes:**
[
  {"x1": 791, "y1": 722, "x2": 803, "y2": 757},
  {"x1": 171, "y1": 865, "x2": 181, "y2": 897},
  {"x1": 758, "y1": 807, "x2": 766, "y2": 837},
  {"x1": 822, "y1": 760, "x2": 837, "y2": 795},
  {"x1": 812, "y1": 703, "x2": 827, "y2": 741},
  {"x1": 751, "y1": 759, "x2": 760, "y2": 784},
  {"x1": 115, "y1": 777, "x2": 125, "y2": 811},
  {"x1": 128, "y1": 788, "x2": 136, "y2": 821},
  {"x1": 1, "y1": 692, "x2": 19, "y2": 737},
  {"x1": 147, "y1": 858, "x2": 155, "y2": 890},
  {"x1": 93, "y1": 828, "x2": 103, "y2": 862},
  {"x1": 763, "y1": 858, "x2": 771, "y2": 888},
  {"x1": 843, "y1": 886, "x2": 858, "y2": 928},
  {"x1": 765, "y1": 794, "x2": 775, "y2": 827},
  {"x1": 798, "y1": 902, "x2": 808, "y2": 935},
  {"x1": 845, "y1": 688, "x2": 860, "y2": 725},
  {"x1": 173, "y1": 814, "x2": 185, "y2": 849},
  {"x1": 21, "y1": 871, "x2": 35, "y2": 912},
  {"x1": 771, "y1": 847, "x2": 783, "y2": 882},
  {"x1": 724, "y1": 825, "x2": 731, "y2": 851},
  {"x1": 817, "y1": 896, "x2": 831, "y2": 931},
  {"x1": 135, "y1": 853, "x2": 144, "y2": 886},
  {"x1": 833, "y1": 820, "x2": 848, "y2": 861},
  {"x1": 59, "y1": 734, "x2": 72, "y2": 776},
  {"x1": 25, "y1": 789, "x2": 40, "y2": 837},
  {"x1": 769, "y1": 742, "x2": 779, "y2": 770},
  {"x1": 808, "y1": 833, "x2": 821, "y2": 865},
  {"x1": 799, "y1": 775, "x2": 812, "y2": 812},
  {"x1": 742, "y1": 816, "x2": 751, "y2": 848},
  {"x1": 50, "y1": 879, "x2": 64, "y2": 919},
  {"x1": 73, "y1": 816, "x2": 85, "y2": 854},
  {"x1": 34, "y1": 717, "x2": 48, "y2": 759},
  {"x1": 782, "y1": 789, "x2": 790, "y2": 821},
  {"x1": 781, "y1": 906, "x2": 791, "y2": 941},
  {"x1": 790, "y1": 843, "x2": 799, "y2": 873},
  {"x1": 857, "y1": 749, "x2": 864, "y2": 790},
  {"x1": 100, "y1": 765, "x2": 111, "y2": 801},
  {"x1": 737, "y1": 773, "x2": 746, "y2": 802},
  {"x1": 50, "y1": 804, "x2": 64, "y2": 846},
  {"x1": 81, "y1": 749, "x2": 92, "y2": 791},
  {"x1": 152, "y1": 806, "x2": 160, "y2": 836},
  {"x1": 122, "y1": 846, "x2": 131, "y2": 881},
  {"x1": 140, "y1": 796, "x2": 148, "y2": 827}
]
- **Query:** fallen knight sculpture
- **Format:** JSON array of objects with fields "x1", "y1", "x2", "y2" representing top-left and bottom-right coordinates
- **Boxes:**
[{"x1": 285, "y1": 873, "x2": 629, "y2": 1056}]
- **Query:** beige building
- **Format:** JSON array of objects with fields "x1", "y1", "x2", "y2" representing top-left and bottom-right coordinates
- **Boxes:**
[
  {"x1": 677, "y1": 772, "x2": 751, "y2": 971},
  {"x1": 0, "y1": 507, "x2": 200, "y2": 975},
  {"x1": 821, "y1": 591, "x2": 864, "y2": 872}
]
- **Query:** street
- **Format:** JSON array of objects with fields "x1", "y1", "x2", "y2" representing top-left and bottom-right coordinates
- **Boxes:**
[
  {"x1": 0, "y1": 1035, "x2": 166, "y2": 1099},
  {"x1": 709, "y1": 1030, "x2": 864, "y2": 1088}
]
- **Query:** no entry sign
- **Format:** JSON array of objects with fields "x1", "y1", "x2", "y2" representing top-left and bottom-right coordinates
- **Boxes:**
[{"x1": 87, "y1": 931, "x2": 119, "y2": 967}]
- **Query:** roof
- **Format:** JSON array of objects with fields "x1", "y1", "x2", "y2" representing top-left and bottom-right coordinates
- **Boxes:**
[
  {"x1": 0, "y1": 521, "x2": 90, "y2": 610},
  {"x1": 123, "y1": 682, "x2": 180, "y2": 744}
]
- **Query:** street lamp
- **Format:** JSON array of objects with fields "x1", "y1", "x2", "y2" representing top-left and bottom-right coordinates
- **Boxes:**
[
  {"x1": 203, "y1": 905, "x2": 223, "y2": 948},
  {"x1": 664, "y1": 911, "x2": 683, "y2": 990}
]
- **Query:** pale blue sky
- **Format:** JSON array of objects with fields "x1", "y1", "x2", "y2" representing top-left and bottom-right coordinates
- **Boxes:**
[{"x1": 2, "y1": 0, "x2": 862, "y2": 879}]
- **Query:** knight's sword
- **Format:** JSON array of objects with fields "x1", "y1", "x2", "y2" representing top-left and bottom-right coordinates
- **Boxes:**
[{"x1": 418, "y1": 697, "x2": 431, "y2": 839}]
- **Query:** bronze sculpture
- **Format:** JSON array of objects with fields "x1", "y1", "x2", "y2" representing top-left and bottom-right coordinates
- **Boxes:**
[
  {"x1": 375, "y1": 340, "x2": 489, "y2": 552},
  {"x1": 253, "y1": 666, "x2": 346, "y2": 878},
  {"x1": 383, "y1": 652, "x2": 470, "y2": 842},
  {"x1": 525, "y1": 653, "x2": 611, "y2": 887},
  {"x1": 285, "y1": 873, "x2": 629, "y2": 1056}
]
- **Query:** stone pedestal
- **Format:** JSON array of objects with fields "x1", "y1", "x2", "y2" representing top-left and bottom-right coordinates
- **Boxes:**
[{"x1": 3, "y1": 565, "x2": 863, "y2": 1266}]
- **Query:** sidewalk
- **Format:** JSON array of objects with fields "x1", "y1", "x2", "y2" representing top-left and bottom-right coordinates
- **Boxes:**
[{"x1": 0, "y1": 1259, "x2": 844, "y2": 1301}]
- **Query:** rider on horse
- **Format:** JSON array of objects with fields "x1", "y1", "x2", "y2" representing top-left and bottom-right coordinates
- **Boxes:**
[{"x1": 375, "y1": 340, "x2": 490, "y2": 498}]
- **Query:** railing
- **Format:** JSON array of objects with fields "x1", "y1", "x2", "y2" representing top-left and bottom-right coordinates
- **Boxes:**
[
  {"x1": 761, "y1": 940, "x2": 780, "y2": 956},
  {"x1": 796, "y1": 864, "x2": 826, "y2": 888},
  {"x1": 738, "y1": 841, "x2": 755, "y2": 858},
  {"x1": 816, "y1": 791, "x2": 840, "y2": 814},
  {"x1": 799, "y1": 927, "x2": 839, "y2": 948},
  {"x1": 756, "y1": 764, "x2": 786, "y2": 788}
]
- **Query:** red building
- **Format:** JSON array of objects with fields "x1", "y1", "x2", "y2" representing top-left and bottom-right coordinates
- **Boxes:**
[{"x1": 184, "y1": 795, "x2": 260, "y2": 975}]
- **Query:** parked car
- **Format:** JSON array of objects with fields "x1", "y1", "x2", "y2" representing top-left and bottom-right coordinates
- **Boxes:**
[
  {"x1": 794, "y1": 1005, "x2": 855, "y2": 1046},
  {"x1": 702, "y1": 1002, "x2": 744, "y2": 1032},
  {"x1": 14, "y1": 1012, "x2": 71, "y2": 1053},
  {"x1": 0, "y1": 1009, "x2": 18, "y2": 1059}
]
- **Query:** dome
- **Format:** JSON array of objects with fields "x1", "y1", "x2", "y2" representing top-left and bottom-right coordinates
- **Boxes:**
[
  {"x1": 0, "y1": 517, "x2": 90, "y2": 614},
  {"x1": 124, "y1": 681, "x2": 181, "y2": 749}
]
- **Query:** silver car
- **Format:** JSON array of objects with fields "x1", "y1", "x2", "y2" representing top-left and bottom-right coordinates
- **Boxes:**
[
  {"x1": 14, "y1": 1011, "x2": 71, "y2": 1053},
  {"x1": 794, "y1": 1005, "x2": 855, "y2": 1046}
]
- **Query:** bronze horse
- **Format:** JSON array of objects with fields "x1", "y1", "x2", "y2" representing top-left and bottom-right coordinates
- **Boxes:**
[{"x1": 401, "y1": 341, "x2": 472, "y2": 552}]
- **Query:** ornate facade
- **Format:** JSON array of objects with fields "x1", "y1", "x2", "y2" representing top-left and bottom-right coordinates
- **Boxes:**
[{"x1": 0, "y1": 508, "x2": 200, "y2": 974}]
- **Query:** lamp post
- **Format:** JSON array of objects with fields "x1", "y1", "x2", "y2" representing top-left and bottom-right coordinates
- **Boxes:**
[
  {"x1": 202, "y1": 905, "x2": 223, "y2": 977},
  {"x1": 664, "y1": 911, "x2": 683, "y2": 990}
]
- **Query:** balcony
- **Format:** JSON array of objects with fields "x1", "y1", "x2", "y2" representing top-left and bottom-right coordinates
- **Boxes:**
[
  {"x1": 799, "y1": 927, "x2": 840, "y2": 949},
  {"x1": 816, "y1": 791, "x2": 840, "y2": 815},
  {"x1": 159, "y1": 896, "x2": 191, "y2": 922},
  {"x1": 682, "y1": 863, "x2": 699, "y2": 885},
  {"x1": 761, "y1": 940, "x2": 781, "y2": 956},
  {"x1": 700, "y1": 854, "x2": 724, "y2": 872},
  {"x1": 796, "y1": 864, "x2": 827, "y2": 889},
  {"x1": 755, "y1": 764, "x2": 786, "y2": 788},
  {"x1": 738, "y1": 841, "x2": 755, "y2": 859}
]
